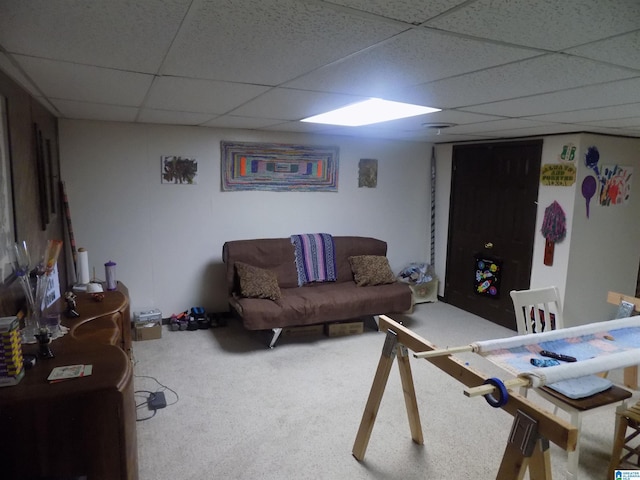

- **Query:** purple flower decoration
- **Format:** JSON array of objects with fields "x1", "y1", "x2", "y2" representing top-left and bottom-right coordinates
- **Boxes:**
[{"x1": 585, "y1": 145, "x2": 600, "y2": 178}]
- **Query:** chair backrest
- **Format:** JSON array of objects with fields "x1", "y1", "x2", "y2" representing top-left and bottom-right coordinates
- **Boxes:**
[{"x1": 510, "y1": 286, "x2": 564, "y2": 335}]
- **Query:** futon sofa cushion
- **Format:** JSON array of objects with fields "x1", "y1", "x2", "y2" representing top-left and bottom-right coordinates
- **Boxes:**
[
  {"x1": 222, "y1": 236, "x2": 412, "y2": 332},
  {"x1": 231, "y1": 281, "x2": 411, "y2": 330}
]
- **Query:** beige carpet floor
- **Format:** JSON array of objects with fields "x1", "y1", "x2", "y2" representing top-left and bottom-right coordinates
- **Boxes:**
[{"x1": 132, "y1": 301, "x2": 637, "y2": 479}]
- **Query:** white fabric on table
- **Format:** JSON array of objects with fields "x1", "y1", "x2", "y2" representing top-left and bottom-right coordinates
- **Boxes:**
[
  {"x1": 469, "y1": 316, "x2": 640, "y2": 387},
  {"x1": 522, "y1": 349, "x2": 640, "y2": 387}
]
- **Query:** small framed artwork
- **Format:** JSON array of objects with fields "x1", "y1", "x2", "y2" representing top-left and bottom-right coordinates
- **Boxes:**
[
  {"x1": 161, "y1": 156, "x2": 198, "y2": 184},
  {"x1": 358, "y1": 158, "x2": 377, "y2": 188},
  {"x1": 474, "y1": 255, "x2": 502, "y2": 298}
]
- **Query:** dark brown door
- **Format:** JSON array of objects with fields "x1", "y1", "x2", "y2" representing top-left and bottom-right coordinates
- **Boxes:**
[{"x1": 445, "y1": 140, "x2": 542, "y2": 330}]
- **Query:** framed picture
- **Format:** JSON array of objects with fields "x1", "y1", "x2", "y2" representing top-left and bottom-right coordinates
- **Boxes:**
[
  {"x1": 0, "y1": 96, "x2": 16, "y2": 281},
  {"x1": 33, "y1": 122, "x2": 49, "y2": 230},
  {"x1": 161, "y1": 155, "x2": 198, "y2": 184},
  {"x1": 46, "y1": 139, "x2": 56, "y2": 214},
  {"x1": 221, "y1": 141, "x2": 339, "y2": 192},
  {"x1": 358, "y1": 158, "x2": 378, "y2": 188}
]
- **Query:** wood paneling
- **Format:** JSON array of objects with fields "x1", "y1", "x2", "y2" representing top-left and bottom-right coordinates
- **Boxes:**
[{"x1": 0, "y1": 70, "x2": 66, "y2": 316}]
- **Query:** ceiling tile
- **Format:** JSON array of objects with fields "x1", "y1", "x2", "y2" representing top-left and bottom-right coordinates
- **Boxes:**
[
  {"x1": 287, "y1": 28, "x2": 541, "y2": 96},
  {"x1": 201, "y1": 115, "x2": 286, "y2": 129},
  {"x1": 230, "y1": 88, "x2": 367, "y2": 120},
  {"x1": 2, "y1": 1, "x2": 640, "y2": 142},
  {"x1": 421, "y1": 110, "x2": 504, "y2": 125},
  {"x1": 161, "y1": 0, "x2": 405, "y2": 85},
  {"x1": 566, "y1": 30, "x2": 640, "y2": 71},
  {"x1": 137, "y1": 109, "x2": 215, "y2": 126},
  {"x1": 427, "y1": 0, "x2": 640, "y2": 50},
  {"x1": 464, "y1": 77, "x2": 640, "y2": 118},
  {"x1": 263, "y1": 120, "x2": 341, "y2": 135},
  {"x1": 324, "y1": 0, "x2": 468, "y2": 24},
  {"x1": 144, "y1": 76, "x2": 270, "y2": 114},
  {"x1": 14, "y1": 55, "x2": 154, "y2": 106},
  {"x1": 0, "y1": 0, "x2": 191, "y2": 73},
  {"x1": 524, "y1": 103, "x2": 640, "y2": 124},
  {"x1": 401, "y1": 54, "x2": 637, "y2": 109},
  {"x1": 483, "y1": 124, "x2": 592, "y2": 138},
  {"x1": 51, "y1": 99, "x2": 139, "y2": 122},
  {"x1": 431, "y1": 133, "x2": 499, "y2": 143},
  {"x1": 579, "y1": 117, "x2": 640, "y2": 129},
  {"x1": 445, "y1": 118, "x2": 549, "y2": 134}
]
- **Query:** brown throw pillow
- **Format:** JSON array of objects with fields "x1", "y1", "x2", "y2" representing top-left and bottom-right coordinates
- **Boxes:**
[
  {"x1": 349, "y1": 255, "x2": 397, "y2": 286},
  {"x1": 235, "y1": 261, "x2": 281, "y2": 300}
]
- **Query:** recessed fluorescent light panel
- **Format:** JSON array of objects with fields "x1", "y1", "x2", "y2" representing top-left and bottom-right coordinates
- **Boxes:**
[{"x1": 301, "y1": 98, "x2": 441, "y2": 127}]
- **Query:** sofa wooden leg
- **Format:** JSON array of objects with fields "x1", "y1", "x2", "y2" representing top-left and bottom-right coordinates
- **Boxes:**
[{"x1": 269, "y1": 328, "x2": 283, "y2": 348}]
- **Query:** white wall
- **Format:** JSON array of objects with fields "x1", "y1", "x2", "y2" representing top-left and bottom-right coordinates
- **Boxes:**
[
  {"x1": 528, "y1": 134, "x2": 579, "y2": 303},
  {"x1": 435, "y1": 134, "x2": 640, "y2": 327},
  {"x1": 59, "y1": 120, "x2": 432, "y2": 316},
  {"x1": 563, "y1": 134, "x2": 640, "y2": 326}
]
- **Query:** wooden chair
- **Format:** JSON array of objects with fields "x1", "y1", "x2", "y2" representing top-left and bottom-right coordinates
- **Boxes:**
[
  {"x1": 606, "y1": 292, "x2": 640, "y2": 476},
  {"x1": 510, "y1": 285, "x2": 564, "y2": 335},
  {"x1": 609, "y1": 399, "x2": 640, "y2": 476},
  {"x1": 510, "y1": 287, "x2": 632, "y2": 479},
  {"x1": 607, "y1": 291, "x2": 640, "y2": 388}
]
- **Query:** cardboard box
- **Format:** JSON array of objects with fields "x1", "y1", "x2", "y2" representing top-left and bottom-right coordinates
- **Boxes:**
[
  {"x1": 282, "y1": 324, "x2": 323, "y2": 337},
  {"x1": 324, "y1": 321, "x2": 364, "y2": 337},
  {"x1": 134, "y1": 321, "x2": 162, "y2": 341}
]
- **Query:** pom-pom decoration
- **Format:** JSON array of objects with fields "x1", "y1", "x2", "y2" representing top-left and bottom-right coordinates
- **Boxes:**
[{"x1": 541, "y1": 201, "x2": 566, "y2": 266}]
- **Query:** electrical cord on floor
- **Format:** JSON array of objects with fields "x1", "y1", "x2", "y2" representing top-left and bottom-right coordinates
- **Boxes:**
[{"x1": 134, "y1": 374, "x2": 180, "y2": 422}]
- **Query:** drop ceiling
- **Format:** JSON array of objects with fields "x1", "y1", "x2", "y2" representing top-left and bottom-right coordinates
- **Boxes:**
[{"x1": 1, "y1": 0, "x2": 639, "y2": 143}]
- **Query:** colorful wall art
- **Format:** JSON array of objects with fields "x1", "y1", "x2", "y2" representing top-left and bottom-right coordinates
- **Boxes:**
[
  {"x1": 358, "y1": 158, "x2": 377, "y2": 188},
  {"x1": 162, "y1": 156, "x2": 198, "y2": 184},
  {"x1": 474, "y1": 255, "x2": 502, "y2": 298},
  {"x1": 583, "y1": 145, "x2": 633, "y2": 211},
  {"x1": 598, "y1": 165, "x2": 633, "y2": 206},
  {"x1": 221, "y1": 141, "x2": 339, "y2": 192}
]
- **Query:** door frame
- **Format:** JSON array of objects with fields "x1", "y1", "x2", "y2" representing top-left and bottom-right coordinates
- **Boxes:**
[{"x1": 443, "y1": 139, "x2": 542, "y2": 329}]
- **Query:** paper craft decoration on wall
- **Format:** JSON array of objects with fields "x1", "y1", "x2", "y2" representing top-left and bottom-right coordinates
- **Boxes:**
[
  {"x1": 584, "y1": 145, "x2": 601, "y2": 177},
  {"x1": 358, "y1": 159, "x2": 377, "y2": 188},
  {"x1": 162, "y1": 156, "x2": 198, "y2": 184},
  {"x1": 221, "y1": 141, "x2": 338, "y2": 192},
  {"x1": 541, "y1": 200, "x2": 566, "y2": 266},
  {"x1": 540, "y1": 163, "x2": 576, "y2": 186},
  {"x1": 598, "y1": 165, "x2": 633, "y2": 206},
  {"x1": 582, "y1": 145, "x2": 633, "y2": 211},
  {"x1": 558, "y1": 143, "x2": 576, "y2": 162},
  {"x1": 582, "y1": 145, "x2": 601, "y2": 218},
  {"x1": 581, "y1": 175, "x2": 597, "y2": 218},
  {"x1": 474, "y1": 255, "x2": 502, "y2": 298}
]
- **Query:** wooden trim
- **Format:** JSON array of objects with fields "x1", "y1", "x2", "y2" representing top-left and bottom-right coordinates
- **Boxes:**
[{"x1": 607, "y1": 291, "x2": 640, "y2": 311}]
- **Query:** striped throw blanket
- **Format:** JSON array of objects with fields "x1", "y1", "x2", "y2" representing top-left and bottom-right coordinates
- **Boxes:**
[{"x1": 290, "y1": 233, "x2": 337, "y2": 286}]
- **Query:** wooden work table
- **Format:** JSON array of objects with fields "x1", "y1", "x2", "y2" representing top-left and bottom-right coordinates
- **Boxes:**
[{"x1": 0, "y1": 282, "x2": 138, "y2": 480}]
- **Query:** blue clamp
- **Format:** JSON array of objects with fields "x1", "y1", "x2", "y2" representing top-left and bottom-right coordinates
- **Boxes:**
[{"x1": 483, "y1": 377, "x2": 509, "y2": 408}]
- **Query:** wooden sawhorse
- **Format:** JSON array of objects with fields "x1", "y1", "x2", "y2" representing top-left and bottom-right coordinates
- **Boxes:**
[{"x1": 352, "y1": 315, "x2": 578, "y2": 479}]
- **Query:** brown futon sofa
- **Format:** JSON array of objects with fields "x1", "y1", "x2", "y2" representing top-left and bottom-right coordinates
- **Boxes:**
[{"x1": 222, "y1": 236, "x2": 412, "y2": 347}]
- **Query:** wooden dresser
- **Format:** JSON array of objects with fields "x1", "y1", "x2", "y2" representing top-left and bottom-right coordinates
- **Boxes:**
[{"x1": 0, "y1": 282, "x2": 138, "y2": 480}]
